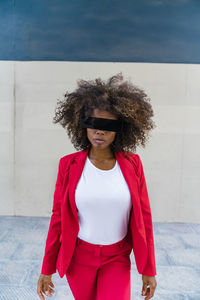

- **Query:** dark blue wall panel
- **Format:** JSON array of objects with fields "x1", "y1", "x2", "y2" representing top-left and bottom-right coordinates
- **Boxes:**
[{"x1": 0, "y1": 0, "x2": 200, "y2": 63}]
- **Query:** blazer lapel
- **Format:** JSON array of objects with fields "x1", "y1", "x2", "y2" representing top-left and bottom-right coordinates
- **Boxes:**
[
  {"x1": 115, "y1": 152, "x2": 145, "y2": 234},
  {"x1": 67, "y1": 149, "x2": 89, "y2": 225}
]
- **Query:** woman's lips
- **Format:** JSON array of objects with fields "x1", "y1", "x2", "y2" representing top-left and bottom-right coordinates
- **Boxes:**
[{"x1": 94, "y1": 139, "x2": 105, "y2": 144}]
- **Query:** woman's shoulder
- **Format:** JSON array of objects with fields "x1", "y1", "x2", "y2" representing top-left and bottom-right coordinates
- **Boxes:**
[
  {"x1": 60, "y1": 151, "x2": 78, "y2": 160},
  {"x1": 60, "y1": 151, "x2": 79, "y2": 164},
  {"x1": 123, "y1": 151, "x2": 140, "y2": 163},
  {"x1": 59, "y1": 150, "x2": 85, "y2": 167},
  {"x1": 55, "y1": 151, "x2": 81, "y2": 176},
  {"x1": 123, "y1": 151, "x2": 143, "y2": 177}
]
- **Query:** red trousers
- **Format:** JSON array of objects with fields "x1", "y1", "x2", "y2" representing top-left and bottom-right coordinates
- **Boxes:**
[{"x1": 65, "y1": 233, "x2": 132, "y2": 300}]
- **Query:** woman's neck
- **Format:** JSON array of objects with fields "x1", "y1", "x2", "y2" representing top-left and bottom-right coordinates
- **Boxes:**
[{"x1": 88, "y1": 146, "x2": 115, "y2": 161}]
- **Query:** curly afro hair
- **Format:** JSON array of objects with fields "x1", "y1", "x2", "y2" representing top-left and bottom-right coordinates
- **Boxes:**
[{"x1": 53, "y1": 72, "x2": 156, "y2": 155}]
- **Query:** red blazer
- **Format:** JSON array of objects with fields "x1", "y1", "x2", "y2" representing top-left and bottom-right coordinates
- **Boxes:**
[{"x1": 41, "y1": 148, "x2": 157, "y2": 278}]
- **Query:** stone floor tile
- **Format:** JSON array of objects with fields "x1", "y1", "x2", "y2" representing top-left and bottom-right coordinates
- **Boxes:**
[
  {"x1": 11, "y1": 243, "x2": 45, "y2": 260},
  {"x1": 2, "y1": 230, "x2": 47, "y2": 244},
  {"x1": 0, "y1": 260, "x2": 32, "y2": 285},
  {"x1": 179, "y1": 233, "x2": 200, "y2": 248},
  {"x1": 167, "y1": 248, "x2": 200, "y2": 269},
  {"x1": 187, "y1": 293, "x2": 200, "y2": 300},
  {"x1": 157, "y1": 223, "x2": 195, "y2": 234},
  {"x1": 155, "y1": 266, "x2": 200, "y2": 293},
  {"x1": 154, "y1": 248, "x2": 170, "y2": 265},
  {"x1": 0, "y1": 216, "x2": 37, "y2": 231},
  {"x1": 190, "y1": 223, "x2": 200, "y2": 234},
  {"x1": 154, "y1": 234, "x2": 184, "y2": 249},
  {"x1": 0, "y1": 286, "x2": 35, "y2": 300},
  {"x1": 0, "y1": 241, "x2": 20, "y2": 259},
  {"x1": 0, "y1": 230, "x2": 9, "y2": 241}
]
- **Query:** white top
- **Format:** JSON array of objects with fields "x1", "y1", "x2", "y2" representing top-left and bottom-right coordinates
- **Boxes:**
[{"x1": 75, "y1": 156, "x2": 132, "y2": 245}]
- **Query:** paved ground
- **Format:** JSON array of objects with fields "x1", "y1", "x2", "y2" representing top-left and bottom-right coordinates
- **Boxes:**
[{"x1": 0, "y1": 216, "x2": 200, "y2": 300}]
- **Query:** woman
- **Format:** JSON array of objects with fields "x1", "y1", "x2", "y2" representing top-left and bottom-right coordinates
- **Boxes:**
[{"x1": 37, "y1": 73, "x2": 157, "y2": 300}]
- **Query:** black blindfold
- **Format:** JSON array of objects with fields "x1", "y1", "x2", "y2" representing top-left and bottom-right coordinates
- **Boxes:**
[{"x1": 80, "y1": 116, "x2": 123, "y2": 132}]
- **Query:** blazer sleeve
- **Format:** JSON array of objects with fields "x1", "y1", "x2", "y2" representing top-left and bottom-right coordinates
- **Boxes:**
[
  {"x1": 40, "y1": 158, "x2": 63, "y2": 275},
  {"x1": 136, "y1": 154, "x2": 157, "y2": 276}
]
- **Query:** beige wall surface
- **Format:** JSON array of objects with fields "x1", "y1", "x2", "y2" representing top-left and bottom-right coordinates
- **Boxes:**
[{"x1": 0, "y1": 61, "x2": 199, "y2": 222}]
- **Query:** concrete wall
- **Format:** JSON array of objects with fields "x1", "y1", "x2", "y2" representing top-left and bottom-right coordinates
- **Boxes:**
[{"x1": 0, "y1": 61, "x2": 199, "y2": 222}]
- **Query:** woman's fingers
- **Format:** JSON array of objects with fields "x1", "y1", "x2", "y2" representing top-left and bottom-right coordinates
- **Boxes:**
[
  {"x1": 38, "y1": 291, "x2": 45, "y2": 300},
  {"x1": 49, "y1": 287, "x2": 55, "y2": 294},
  {"x1": 37, "y1": 280, "x2": 45, "y2": 300},
  {"x1": 49, "y1": 281, "x2": 55, "y2": 288},
  {"x1": 43, "y1": 281, "x2": 55, "y2": 297},
  {"x1": 43, "y1": 284, "x2": 51, "y2": 296},
  {"x1": 44, "y1": 287, "x2": 55, "y2": 296},
  {"x1": 37, "y1": 275, "x2": 55, "y2": 299}
]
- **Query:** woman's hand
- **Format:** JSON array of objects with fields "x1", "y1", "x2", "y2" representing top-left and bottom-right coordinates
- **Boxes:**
[
  {"x1": 141, "y1": 275, "x2": 157, "y2": 299},
  {"x1": 37, "y1": 274, "x2": 55, "y2": 299}
]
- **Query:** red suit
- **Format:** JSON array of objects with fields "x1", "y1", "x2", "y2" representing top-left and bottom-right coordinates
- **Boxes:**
[{"x1": 41, "y1": 148, "x2": 157, "y2": 277}]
